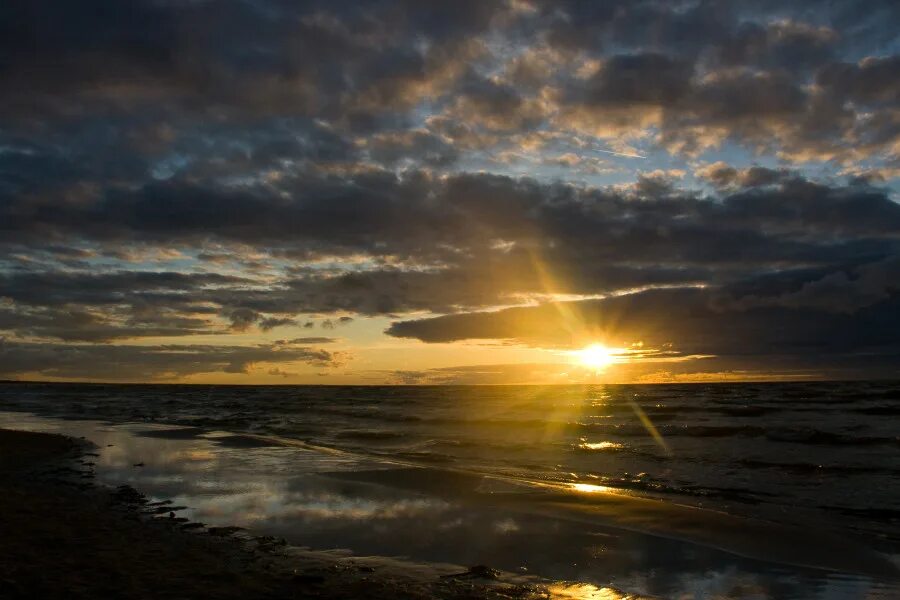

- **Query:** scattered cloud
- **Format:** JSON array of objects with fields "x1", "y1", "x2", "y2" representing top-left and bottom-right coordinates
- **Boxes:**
[
  {"x1": 1, "y1": 0, "x2": 898, "y2": 380},
  {"x1": 0, "y1": 338, "x2": 345, "y2": 381}
]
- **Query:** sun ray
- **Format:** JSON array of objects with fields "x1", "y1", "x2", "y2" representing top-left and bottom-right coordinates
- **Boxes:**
[{"x1": 626, "y1": 396, "x2": 671, "y2": 456}]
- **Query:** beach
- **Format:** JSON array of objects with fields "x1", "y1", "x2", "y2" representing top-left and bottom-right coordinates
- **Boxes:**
[
  {"x1": 1, "y1": 382, "x2": 899, "y2": 599},
  {"x1": 0, "y1": 426, "x2": 565, "y2": 600}
]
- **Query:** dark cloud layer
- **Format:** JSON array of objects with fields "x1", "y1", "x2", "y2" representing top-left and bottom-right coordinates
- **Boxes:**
[
  {"x1": 387, "y1": 281, "x2": 900, "y2": 377},
  {"x1": 0, "y1": 338, "x2": 343, "y2": 381},
  {"x1": 1, "y1": 0, "x2": 898, "y2": 380}
]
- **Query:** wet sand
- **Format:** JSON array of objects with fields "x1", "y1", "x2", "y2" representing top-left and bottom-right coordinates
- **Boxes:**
[
  {"x1": 2, "y1": 415, "x2": 898, "y2": 600},
  {"x1": 327, "y1": 467, "x2": 900, "y2": 579},
  {"x1": 0, "y1": 428, "x2": 569, "y2": 600}
]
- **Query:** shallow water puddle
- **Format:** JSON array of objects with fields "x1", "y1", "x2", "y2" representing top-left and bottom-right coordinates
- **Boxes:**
[{"x1": 1, "y1": 411, "x2": 897, "y2": 600}]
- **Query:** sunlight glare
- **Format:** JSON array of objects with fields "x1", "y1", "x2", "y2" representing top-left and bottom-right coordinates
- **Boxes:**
[
  {"x1": 572, "y1": 343, "x2": 619, "y2": 371},
  {"x1": 571, "y1": 483, "x2": 614, "y2": 494},
  {"x1": 578, "y1": 441, "x2": 623, "y2": 451},
  {"x1": 546, "y1": 583, "x2": 636, "y2": 599}
]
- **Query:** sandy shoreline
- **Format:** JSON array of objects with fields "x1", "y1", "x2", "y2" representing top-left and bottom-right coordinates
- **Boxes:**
[
  {"x1": 3, "y1": 419, "x2": 898, "y2": 599},
  {"x1": 0, "y1": 427, "x2": 572, "y2": 600}
]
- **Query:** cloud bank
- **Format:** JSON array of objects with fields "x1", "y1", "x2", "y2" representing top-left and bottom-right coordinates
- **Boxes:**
[{"x1": 1, "y1": 0, "x2": 898, "y2": 380}]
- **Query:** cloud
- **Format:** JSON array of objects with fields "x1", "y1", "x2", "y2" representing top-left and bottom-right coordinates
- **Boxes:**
[
  {"x1": 695, "y1": 162, "x2": 789, "y2": 189},
  {"x1": 0, "y1": 1, "x2": 898, "y2": 380},
  {"x1": 281, "y1": 337, "x2": 336, "y2": 345},
  {"x1": 258, "y1": 317, "x2": 297, "y2": 331},
  {"x1": 227, "y1": 307, "x2": 260, "y2": 331},
  {"x1": 0, "y1": 304, "x2": 214, "y2": 342},
  {"x1": 386, "y1": 282, "x2": 900, "y2": 377},
  {"x1": 579, "y1": 53, "x2": 694, "y2": 107},
  {"x1": 366, "y1": 130, "x2": 459, "y2": 167},
  {"x1": 540, "y1": 10, "x2": 897, "y2": 162},
  {"x1": 0, "y1": 338, "x2": 345, "y2": 381},
  {"x1": 719, "y1": 256, "x2": 900, "y2": 314},
  {"x1": 2, "y1": 172, "x2": 899, "y2": 345},
  {"x1": 0, "y1": 0, "x2": 507, "y2": 122},
  {"x1": 817, "y1": 55, "x2": 900, "y2": 106},
  {"x1": 267, "y1": 367, "x2": 297, "y2": 378},
  {"x1": 386, "y1": 363, "x2": 575, "y2": 385},
  {"x1": 715, "y1": 20, "x2": 838, "y2": 72}
]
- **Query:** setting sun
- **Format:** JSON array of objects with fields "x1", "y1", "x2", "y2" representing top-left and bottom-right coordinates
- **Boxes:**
[{"x1": 572, "y1": 343, "x2": 619, "y2": 371}]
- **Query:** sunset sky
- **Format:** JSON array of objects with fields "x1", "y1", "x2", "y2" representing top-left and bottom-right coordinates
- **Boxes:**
[{"x1": 1, "y1": 0, "x2": 899, "y2": 383}]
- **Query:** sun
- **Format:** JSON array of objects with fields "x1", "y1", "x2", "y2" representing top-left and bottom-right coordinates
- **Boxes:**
[{"x1": 572, "y1": 343, "x2": 618, "y2": 371}]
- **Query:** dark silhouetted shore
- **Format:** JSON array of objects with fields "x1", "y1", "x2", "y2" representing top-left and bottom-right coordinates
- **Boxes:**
[{"x1": 0, "y1": 428, "x2": 548, "y2": 600}]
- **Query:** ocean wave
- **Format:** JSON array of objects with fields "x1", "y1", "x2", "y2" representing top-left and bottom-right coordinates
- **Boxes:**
[
  {"x1": 334, "y1": 429, "x2": 409, "y2": 442},
  {"x1": 765, "y1": 428, "x2": 899, "y2": 447},
  {"x1": 851, "y1": 406, "x2": 900, "y2": 416},
  {"x1": 735, "y1": 459, "x2": 899, "y2": 476}
]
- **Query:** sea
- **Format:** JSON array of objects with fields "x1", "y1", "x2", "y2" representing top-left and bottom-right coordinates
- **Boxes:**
[{"x1": 1, "y1": 380, "x2": 898, "y2": 599}]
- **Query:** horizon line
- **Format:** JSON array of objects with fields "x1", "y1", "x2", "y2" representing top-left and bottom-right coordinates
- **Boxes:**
[{"x1": 2, "y1": 377, "x2": 897, "y2": 387}]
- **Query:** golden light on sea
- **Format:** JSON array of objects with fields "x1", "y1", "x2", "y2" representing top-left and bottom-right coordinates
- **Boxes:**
[
  {"x1": 570, "y1": 483, "x2": 615, "y2": 494},
  {"x1": 545, "y1": 582, "x2": 641, "y2": 599}
]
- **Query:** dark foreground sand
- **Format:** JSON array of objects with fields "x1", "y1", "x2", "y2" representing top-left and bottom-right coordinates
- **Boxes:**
[{"x1": 0, "y1": 428, "x2": 552, "y2": 600}]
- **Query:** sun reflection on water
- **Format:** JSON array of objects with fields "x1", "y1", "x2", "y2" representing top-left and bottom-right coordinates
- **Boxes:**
[
  {"x1": 546, "y1": 582, "x2": 642, "y2": 599},
  {"x1": 570, "y1": 483, "x2": 615, "y2": 494},
  {"x1": 578, "y1": 441, "x2": 623, "y2": 451}
]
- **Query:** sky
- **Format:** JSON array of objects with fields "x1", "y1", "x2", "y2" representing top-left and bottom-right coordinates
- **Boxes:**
[{"x1": 1, "y1": 0, "x2": 899, "y2": 384}]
